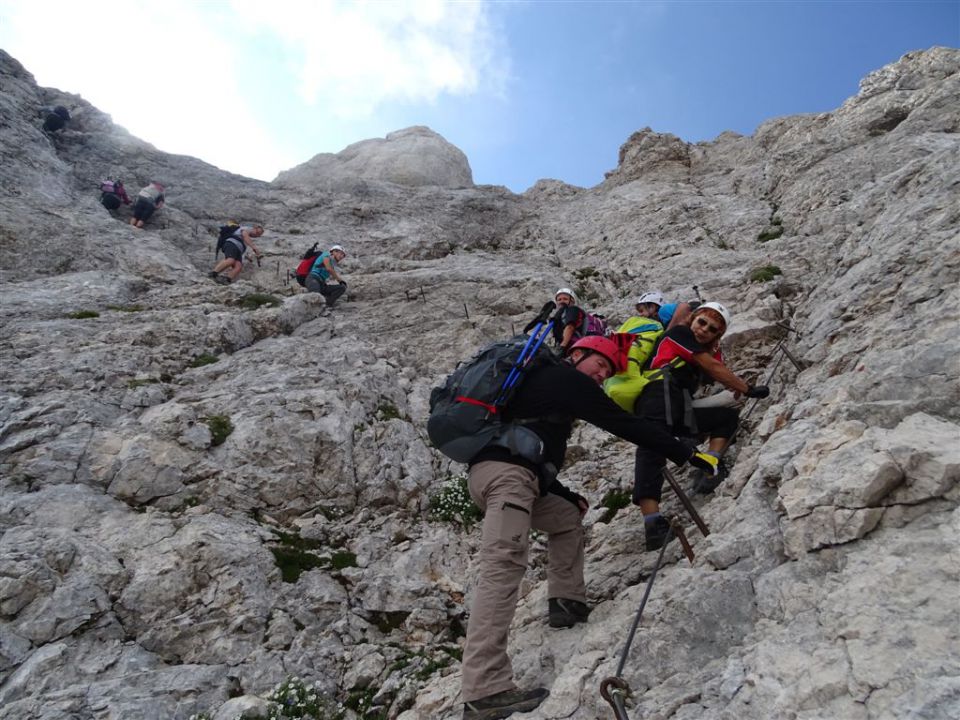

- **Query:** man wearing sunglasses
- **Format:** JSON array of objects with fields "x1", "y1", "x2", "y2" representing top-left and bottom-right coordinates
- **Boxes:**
[{"x1": 631, "y1": 301, "x2": 769, "y2": 550}]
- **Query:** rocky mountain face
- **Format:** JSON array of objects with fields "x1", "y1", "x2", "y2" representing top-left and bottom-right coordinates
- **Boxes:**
[{"x1": 1, "y1": 46, "x2": 958, "y2": 720}]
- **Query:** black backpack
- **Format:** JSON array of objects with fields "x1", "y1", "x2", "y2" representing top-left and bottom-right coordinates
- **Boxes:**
[
  {"x1": 214, "y1": 222, "x2": 241, "y2": 258},
  {"x1": 427, "y1": 320, "x2": 558, "y2": 464}
]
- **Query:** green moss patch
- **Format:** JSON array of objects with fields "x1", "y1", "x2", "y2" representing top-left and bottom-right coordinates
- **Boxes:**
[
  {"x1": 757, "y1": 227, "x2": 784, "y2": 243},
  {"x1": 205, "y1": 415, "x2": 234, "y2": 445},
  {"x1": 329, "y1": 550, "x2": 358, "y2": 570},
  {"x1": 598, "y1": 488, "x2": 631, "y2": 523},
  {"x1": 750, "y1": 265, "x2": 783, "y2": 283},
  {"x1": 127, "y1": 378, "x2": 160, "y2": 389},
  {"x1": 344, "y1": 687, "x2": 382, "y2": 718},
  {"x1": 271, "y1": 546, "x2": 326, "y2": 583},
  {"x1": 377, "y1": 401, "x2": 402, "y2": 421},
  {"x1": 238, "y1": 293, "x2": 281, "y2": 310},
  {"x1": 270, "y1": 530, "x2": 357, "y2": 583},
  {"x1": 189, "y1": 353, "x2": 219, "y2": 368},
  {"x1": 276, "y1": 530, "x2": 324, "y2": 551}
]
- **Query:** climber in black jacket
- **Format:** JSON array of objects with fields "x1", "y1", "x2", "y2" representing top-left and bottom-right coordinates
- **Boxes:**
[{"x1": 460, "y1": 334, "x2": 719, "y2": 720}]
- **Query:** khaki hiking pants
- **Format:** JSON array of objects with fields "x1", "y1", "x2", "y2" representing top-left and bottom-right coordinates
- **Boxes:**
[{"x1": 461, "y1": 460, "x2": 586, "y2": 703}]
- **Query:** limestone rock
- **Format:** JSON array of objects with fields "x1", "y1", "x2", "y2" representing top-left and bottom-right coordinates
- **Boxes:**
[
  {"x1": 0, "y1": 45, "x2": 958, "y2": 720},
  {"x1": 211, "y1": 695, "x2": 272, "y2": 720},
  {"x1": 275, "y1": 125, "x2": 474, "y2": 190}
]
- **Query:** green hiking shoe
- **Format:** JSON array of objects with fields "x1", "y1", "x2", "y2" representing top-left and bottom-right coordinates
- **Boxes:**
[
  {"x1": 548, "y1": 597, "x2": 591, "y2": 628},
  {"x1": 463, "y1": 687, "x2": 549, "y2": 720}
]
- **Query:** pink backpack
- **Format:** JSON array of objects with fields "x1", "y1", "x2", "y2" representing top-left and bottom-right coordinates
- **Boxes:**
[{"x1": 580, "y1": 312, "x2": 610, "y2": 337}]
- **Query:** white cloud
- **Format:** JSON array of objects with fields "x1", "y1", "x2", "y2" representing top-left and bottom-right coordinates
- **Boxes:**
[
  {"x1": 0, "y1": 0, "x2": 297, "y2": 179},
  {"x1": 0, "y1": 0, "x2": 506, "y2": 179},
  {"x1": 230, "y1": 0, "x2": 506, "y2": 117}
]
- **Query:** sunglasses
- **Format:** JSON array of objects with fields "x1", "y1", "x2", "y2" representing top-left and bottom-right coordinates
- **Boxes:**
[{"x1": 694, "y1": 316, "x2": 722, "y2": 334}]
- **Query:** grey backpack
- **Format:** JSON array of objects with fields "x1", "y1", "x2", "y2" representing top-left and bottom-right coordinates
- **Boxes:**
[{"x1": 427, "y1": 325, "x2": 557, "y2": 464}]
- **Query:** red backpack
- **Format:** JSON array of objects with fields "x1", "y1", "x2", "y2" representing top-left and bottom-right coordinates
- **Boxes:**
[{"x1": 293, "y1": 244, "x2": 322, "y2": 286}]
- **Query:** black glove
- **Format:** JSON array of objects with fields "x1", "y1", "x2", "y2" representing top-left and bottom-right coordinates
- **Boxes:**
[
  {"x1": 689, "y1": 451, "x2": 719, "y2": 476},
  {"x1": 745, "y1": 385, "x2": 770, "y2": 399},
  {"x1": 548, "y1": 481, "x2": 586, "y2": 512}
]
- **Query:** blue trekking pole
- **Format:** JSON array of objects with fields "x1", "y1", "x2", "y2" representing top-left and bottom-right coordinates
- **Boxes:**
[{"x1": 496, "y1": 302, "x2": 557, "y2": 404}]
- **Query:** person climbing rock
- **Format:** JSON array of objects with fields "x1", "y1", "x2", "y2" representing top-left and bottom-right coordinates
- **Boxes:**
[
  {"x1": 631, "y1": 289, "x2": 700, "y2": 330},
  {"x1": 459, "y1": 334, "x2": 721, "y2": 720},
  {"x1": 130, "y1": 182, "x2": 165, "y2": 229},
  {"x1": 633, "y1": 290, "x2": 665, "y2": 321},
  {"x1": 99, "y1": 179, "x2": 131, "y2": 211},
  {"x1": 631, "y1": 301, "x2": 769, "y2": 550},
  {"x1": 39, "y1": 105, "x2": 70, "y2": 133},
  {"x1": 209, "y1": 224, "x2": 264, "y2": 284},
  {"x1": 550, "y1": 288, "x2": 584, "y2": 354},
  {"x1": 304, "y1": 245, "x2": 347, "y2": 307}
]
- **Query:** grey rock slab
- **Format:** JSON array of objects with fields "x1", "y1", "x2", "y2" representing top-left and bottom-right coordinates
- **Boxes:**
[{"x1": 1, "y1": 46, "x2": 959, "y2": 720}]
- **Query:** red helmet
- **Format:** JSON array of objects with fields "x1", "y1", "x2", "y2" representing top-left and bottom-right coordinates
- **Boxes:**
[{"x1": 570, "y1": 335, "x2": 628, "y2": 374}]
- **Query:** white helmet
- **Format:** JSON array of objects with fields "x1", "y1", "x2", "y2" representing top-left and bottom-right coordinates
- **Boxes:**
[
  {"x1": 555, "y1": 287, "x2": 578, "y2": 304},
  {"x1": 696, "y1": 301, "x2": 732, "y2": 330},
  {"x1": 330, "y1": 244, "x2": 346, "y2": 255},
  {"x1": 636, "y1": 291, "x2": 665, "y2": 308}
]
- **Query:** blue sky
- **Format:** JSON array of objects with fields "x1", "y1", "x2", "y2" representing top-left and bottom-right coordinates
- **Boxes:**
[{"x1": 1, "y1": 1, "x2": 957, "y2": 192}]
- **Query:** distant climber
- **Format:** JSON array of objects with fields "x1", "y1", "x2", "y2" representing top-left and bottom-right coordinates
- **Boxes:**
[
  {"x1": 98, "y1": 179, "x2": 131, "y2": 211},
  {"x1": 658, "y1": 300, "x2": 699, "y2": 329},
  {"x1": 39, "y1": 105, "x2": 70, "y2": 133},
  {"x1": 523, "y1": 288, "x2": 596, "y2": 355},
  {"x1": 209, "y1": 224, "x2": 264, "y2": 285},
  {"x1": 631, "y1": 301, "x2": 769, "y2": 550},
  {"x1": 633, "y1": 290, "x2": 666, "y2": 323},
  {"x1": 633, "y1": 290, "x2": 699, "y2": 330},
  {"x1": 305, "y1": 245, "x2": 348, "y2": 307},
  {"x1": 130, "y1": 182, "x2": 165, "y2": 229},
  {"x1": 455, "y1": 333, "x2": 721, "y2": 720}
]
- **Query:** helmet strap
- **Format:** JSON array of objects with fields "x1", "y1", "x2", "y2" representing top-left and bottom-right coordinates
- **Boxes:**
[{"x1": 569, "y1": 348, "x2": 590, "y2": 368}]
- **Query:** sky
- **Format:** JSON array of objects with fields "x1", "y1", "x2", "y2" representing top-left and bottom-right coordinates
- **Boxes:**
[{"x1": 1, "y1": 1, "x2": 957, "y2": 192}]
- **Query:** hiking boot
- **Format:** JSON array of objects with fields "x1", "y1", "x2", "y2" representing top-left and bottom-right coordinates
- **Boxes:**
[
  {"x1": 214, "y1": 275, "x2": 232, "y2": 285},
  {"x1": 207, "y1": 271, "x2": 218, "y2": 279},
  {"x1": 548, "y1": 597, "x2": 591, "y2": 628},
  {"x1": 693, "y1": 459, "x2": 728, "y2": 495},
  {"x1": 463, "y1": 687, "x2": 549, "y2": 720},
  {"x1": 645, "y1": 515, "x2": 673, "y2": 551}
]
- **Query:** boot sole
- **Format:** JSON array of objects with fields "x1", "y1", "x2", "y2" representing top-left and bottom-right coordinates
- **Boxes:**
[
  {"x1": 463, "y1": 691, "x2": 549, "y2": 720},
  {"x1": 464, "y1": 697, "x2": 546, "y2": 720},
  {"x1": 549, "y1": 615, "x2": 588, "y2": 628}
]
